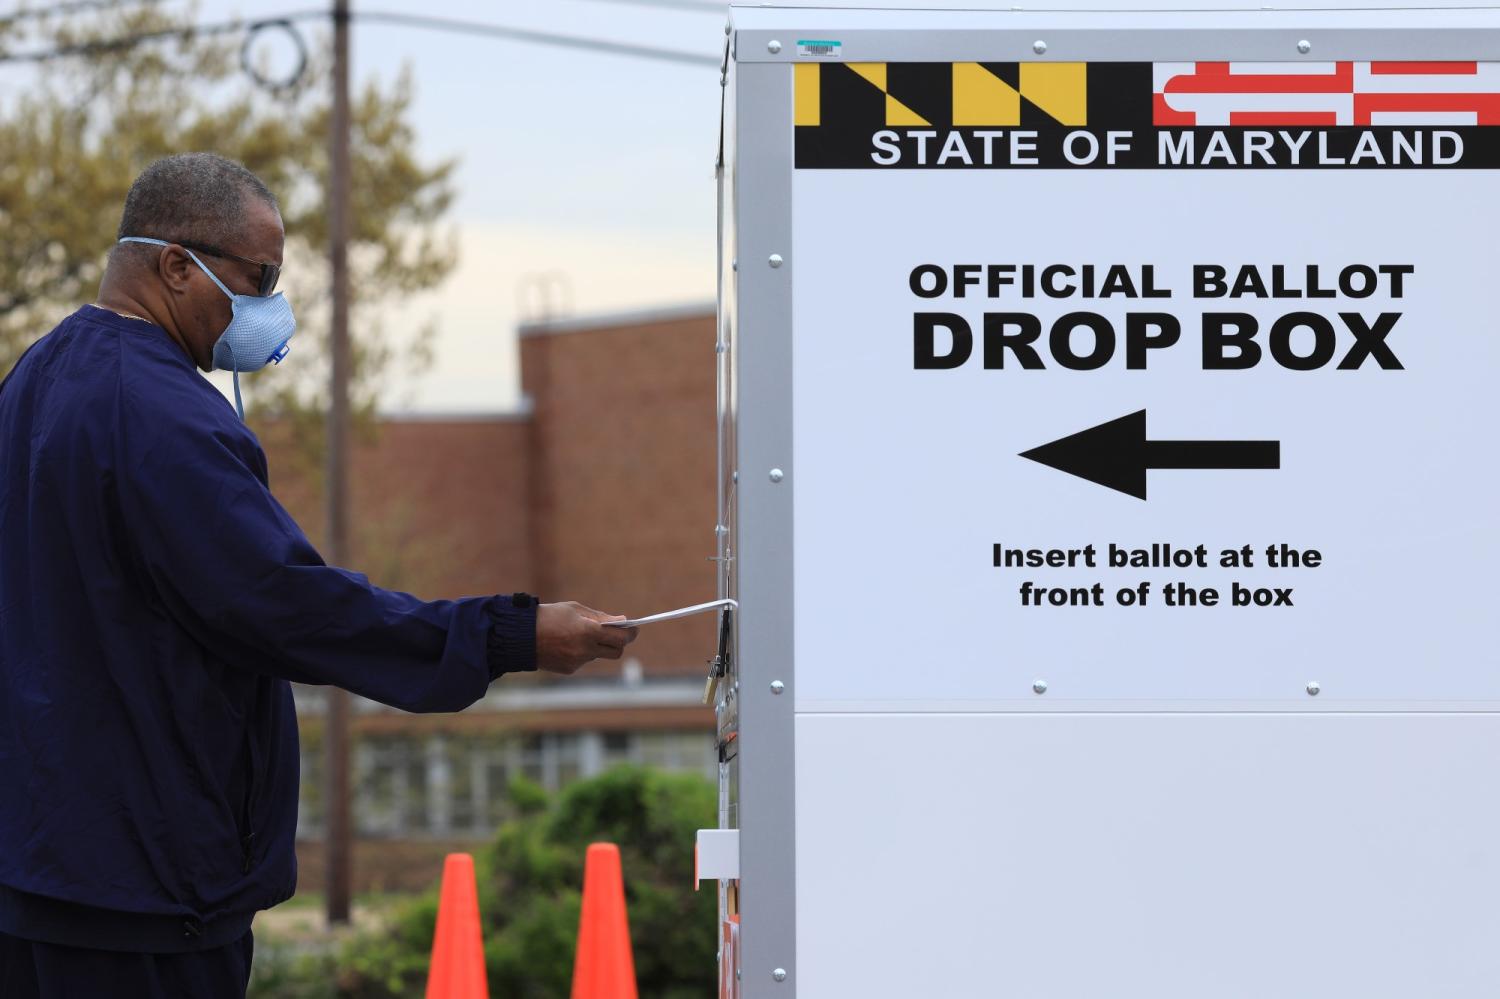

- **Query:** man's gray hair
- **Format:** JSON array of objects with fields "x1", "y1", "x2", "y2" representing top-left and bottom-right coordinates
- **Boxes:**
[{"x1": 116, "y1": 153, "x2": 279, "y2": 248}]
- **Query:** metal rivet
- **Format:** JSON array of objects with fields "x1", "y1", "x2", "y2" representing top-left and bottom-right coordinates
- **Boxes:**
[
  {"x1": 1297, "y1": 39, "x2": 1312, "y2": 54},
  {"x1": 768, "y1": 253, "x2": 783, "y2": 268},
  {"x1": 1033, "y1": 679, "x2": 1048, "y2": 694},
  {"x1": 770, "y1": 680, "x2": 785, "y2": 695},
  {"x1": 769, "y1": 468, "x2": 784, "y2": 483},
  {"x1": 767, "y1": 39, "x2": 782, "y2": 54},
  {"x1": 731, "y1": 258, "x2": 738, "y2": 272},
  {"x1": 773, "y1": 968, "x2": 788, "y2": 982},
  {"x1": 732, "y1": 470, "x2": 738, "y2": 482},
  {"x1": 1033, "y1": 40, "x2": 1047, "y2": 55},
  {"x1": 1306, "y1": 681, "x2": 1321, "y2": 696},
  {"x1": 724, "y1": 22, "x2": 732, "y2": 35}
]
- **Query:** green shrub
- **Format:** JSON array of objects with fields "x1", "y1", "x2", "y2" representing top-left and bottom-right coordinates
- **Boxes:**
[
  {"x1": 244, "y1": 945, "x2": 340, "y2": 999},
  {"x1": 253, "y1": 766, "x2": 718, "y2": 998}
]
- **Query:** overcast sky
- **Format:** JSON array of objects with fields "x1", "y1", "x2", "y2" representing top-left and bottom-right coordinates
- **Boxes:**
[
  {"x1": 276, "y1": 0, "x2": 726, "y2": 412},
  {"x1": 8, "y1": 0, "x2": 729, "y2": 412}
]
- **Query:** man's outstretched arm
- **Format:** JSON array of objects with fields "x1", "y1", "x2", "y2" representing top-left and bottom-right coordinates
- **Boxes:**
[{"x1": 114, "y1": 408, "x2": 635, "y2": 712}]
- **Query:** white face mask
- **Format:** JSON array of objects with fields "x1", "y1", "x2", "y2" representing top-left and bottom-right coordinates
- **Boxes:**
[{"x1": 118, "y1": 237, "x2": 296, "y2": 420}]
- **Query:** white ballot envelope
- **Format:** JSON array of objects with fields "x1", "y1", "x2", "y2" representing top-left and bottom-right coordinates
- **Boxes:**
[{"x1": 605, "y1": 598, "x2": 737, "y2": 628}]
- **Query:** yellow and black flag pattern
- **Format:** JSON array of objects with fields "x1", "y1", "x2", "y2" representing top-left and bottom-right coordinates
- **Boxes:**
[
  {"x1": 794, "y1": 61, "x2": 1156, "y2": 168},
  {"x1": 795, "y1": 61, "x2": 1088, "y2": 129}
]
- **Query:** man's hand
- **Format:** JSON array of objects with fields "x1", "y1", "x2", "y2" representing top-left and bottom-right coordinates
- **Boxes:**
[{"x1": 536, "y1": 601, "x2": 640, "y2": 675}]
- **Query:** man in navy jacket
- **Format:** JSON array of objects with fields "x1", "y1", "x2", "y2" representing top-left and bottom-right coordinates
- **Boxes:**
[{"x1": 0, "y1": 153, "x2": 638, "y2": 997}]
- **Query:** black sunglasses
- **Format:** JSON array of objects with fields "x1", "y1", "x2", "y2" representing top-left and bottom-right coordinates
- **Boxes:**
[{"x1": 173, "y1": 240, "x2": 281, "y2": 296}]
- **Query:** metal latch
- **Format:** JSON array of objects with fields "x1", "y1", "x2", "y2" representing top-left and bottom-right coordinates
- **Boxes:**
[{"x1": 703, "y1": 603, "x2": 735, "y2": 704}]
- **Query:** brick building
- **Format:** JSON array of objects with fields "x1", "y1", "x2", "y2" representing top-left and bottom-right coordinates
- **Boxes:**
[{"x1": 258, "y1": 303, "x2": 719, "y2": 891}]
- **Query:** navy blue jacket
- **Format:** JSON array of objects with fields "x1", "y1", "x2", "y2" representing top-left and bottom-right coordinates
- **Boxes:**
[{"x1": 0, "y1": 306, "x2": 536, "y2": 949}]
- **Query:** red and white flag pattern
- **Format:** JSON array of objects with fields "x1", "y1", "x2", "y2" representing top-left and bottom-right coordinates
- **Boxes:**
[{"x1": 1154, "y1": 61, "x2": 1500, "y2": 126}]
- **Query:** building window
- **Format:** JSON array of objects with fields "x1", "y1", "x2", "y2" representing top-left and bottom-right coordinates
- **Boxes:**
[
  {"x1": 298, "y1": 734, "x2": 324, "y2": 838},
  {"x1": 299, "y1": 728, "x2": 715, "y2": 841},
  {"x1": 599, "y1": 730, "x2": 718, "y2": 784},
  {"x1": 602, "y1": 731, "x2": 631, "y2": 764},
  {"x1": 354, "y1": 736, "x2": 429, "y2": 838}
]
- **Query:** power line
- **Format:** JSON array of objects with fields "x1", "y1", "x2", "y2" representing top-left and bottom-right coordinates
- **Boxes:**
[
  {"x1": 0, "y1": 7, "x2": 720, "y2": 68},
  {"x1": 353, "y1": 10, "x2": 720, "y2": 66},
  {"x1": 0, "y1": 0, "x2": 159, "y2": 27},
  {"x1": 0, "y1": 0, "x2": 724, "y2": 20},
  {"x1": 0, "y1": 14, "x2": 252, "y2": 61},
  {"x1": 583, "y1": 0, "x2": 725, "y2": 11}
]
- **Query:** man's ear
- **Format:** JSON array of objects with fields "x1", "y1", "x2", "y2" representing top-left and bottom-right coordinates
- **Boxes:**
[{"x1": 157, "y1": 245, "x2": 197, "y2": 295}]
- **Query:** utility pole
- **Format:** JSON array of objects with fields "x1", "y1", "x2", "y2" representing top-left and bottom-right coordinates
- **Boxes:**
[{"x1": 323, "y1": 0, "x2": 353, "y2": 927}]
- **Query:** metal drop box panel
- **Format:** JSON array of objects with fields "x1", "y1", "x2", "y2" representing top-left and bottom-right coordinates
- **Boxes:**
[{"x1": 715, "y1": 4, "x2": 1500, "y2": 996}]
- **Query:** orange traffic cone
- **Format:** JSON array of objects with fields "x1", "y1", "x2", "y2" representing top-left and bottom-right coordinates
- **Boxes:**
[
  {"x1": 571, "y1": 843, "x2": 638, "y2": 999},
  {"x1": 425, "y1": 853, "x2": 490, "y2": 999}
]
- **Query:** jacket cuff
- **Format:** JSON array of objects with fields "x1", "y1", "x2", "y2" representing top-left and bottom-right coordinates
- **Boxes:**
[{"x1": 486, "y1": 594, "x2": 538, "y2": 679}]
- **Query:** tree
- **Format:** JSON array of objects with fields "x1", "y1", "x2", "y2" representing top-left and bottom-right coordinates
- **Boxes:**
[
  {"x1": 0, "y1": 1, "x2": 454, "y2": 447},
  {"x1": 248, "y1": 767, "x2": 720, "y2": 998}
]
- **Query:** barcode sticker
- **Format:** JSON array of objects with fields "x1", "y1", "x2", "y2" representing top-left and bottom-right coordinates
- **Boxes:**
[{"x1": 797, "y1": 39, "x2": 842, "y2": 58}]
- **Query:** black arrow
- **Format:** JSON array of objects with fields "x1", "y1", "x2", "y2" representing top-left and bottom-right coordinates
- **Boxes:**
[{"x1": 1019, "y1": 410, "x2": 1280, "y2": 500}]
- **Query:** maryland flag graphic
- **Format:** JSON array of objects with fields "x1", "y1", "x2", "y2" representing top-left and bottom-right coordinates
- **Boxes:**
[
  {"x1": 1154, "y1": 62, "x2": 1500, "y2": 126},
  {"x1": 794, "y1": 61, "x2": 1500, "y2": 169}
]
